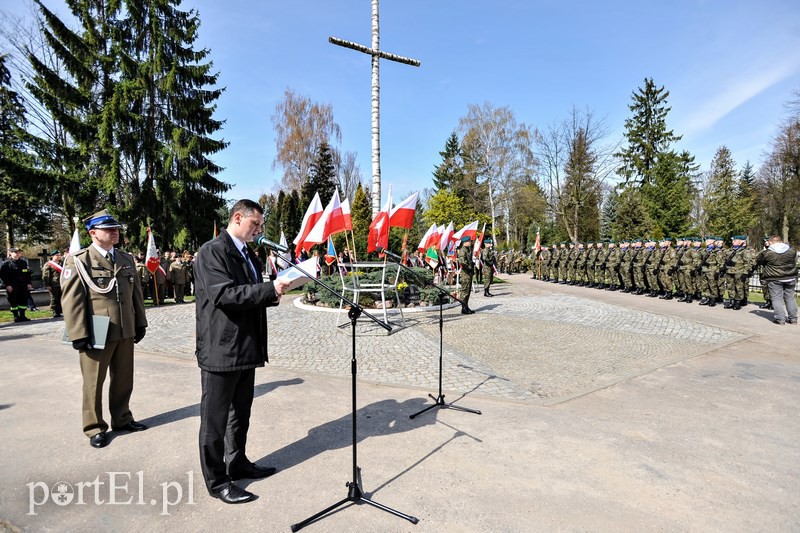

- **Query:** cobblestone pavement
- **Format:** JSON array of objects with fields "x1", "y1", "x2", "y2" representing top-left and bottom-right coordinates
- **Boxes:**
[{"x1": 9, "y1": 276, "x2": 748, "y2": 405}]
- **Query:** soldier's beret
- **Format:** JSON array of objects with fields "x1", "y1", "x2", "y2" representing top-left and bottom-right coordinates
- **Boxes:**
[
  {"x1": 484, "y1": 238, "x2": 492, "y2": 244},
  {"x1": 732, "y1": 235, "x2": 747, "y2": 240},
  {"x1": 460, "y1": 235, "x2": 471, "y2": 243},
  {"x1": 50, "y1": 250, "x2": 61, "y2": 255}
]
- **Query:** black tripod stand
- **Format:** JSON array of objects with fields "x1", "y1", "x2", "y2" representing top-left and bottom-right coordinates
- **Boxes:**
[
  {"x1": 281, "y1": 254, "x2": 418, "y2": 531},
  {"x1": 376, "y1": 248, "x2": 482, "y2": 420}
]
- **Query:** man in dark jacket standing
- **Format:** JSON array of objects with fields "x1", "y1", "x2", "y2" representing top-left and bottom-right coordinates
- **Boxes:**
[
  {"x1": 755, "y1": 235, "x2": 798, "y2": 325},
  {"x1": 194, "y1": 199, "x2": 290, "y2": 504}
]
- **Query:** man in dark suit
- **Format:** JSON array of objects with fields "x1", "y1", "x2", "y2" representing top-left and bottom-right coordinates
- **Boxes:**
[
  {"x1": 61, "y1": 210, "x2": 149, "y2": 448},
  {"x1": 194, "y1": 199, "x2": 290, "y2": 504}
]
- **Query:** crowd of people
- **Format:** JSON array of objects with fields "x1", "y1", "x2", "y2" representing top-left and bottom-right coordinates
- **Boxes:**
[{"x1": 528, "y1": 235, "x2": 798, "y2": 324}]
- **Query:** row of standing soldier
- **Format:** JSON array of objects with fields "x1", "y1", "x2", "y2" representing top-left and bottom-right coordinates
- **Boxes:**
[{"x1": 530, "y1": 236, "x2": 764, "y2": 309}]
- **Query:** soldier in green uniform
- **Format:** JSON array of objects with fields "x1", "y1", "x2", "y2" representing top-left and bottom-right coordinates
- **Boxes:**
[
  {"x1": 697, "y1": 236, "x2": 719, "y2": 306},
  {"x1": 573, "y1": 242, "x2": 586, "y2": 285},
  {"x1": 594, "y1": 241, "x2": 608, "y2": 288},
  {"x1": 656, "y1": 238, "x2": 676, "y2": 299},
  {"x1": 41, "y1": 250, "x2": 64, "y2": 317},
  {"x1": 723, "y1": 235, "x2": 752, "y2": 310},
  {"x1": 557, "y1": 243, "x2": 568, "y2": 283},
  {"x1": 678, "y1": 237, "x2": 701, "y2": 303},
  {"x1": 169, "y1": 255, "x2": 189, "y2": 303},
  {"x1": 135, "y1": 255, "x2": 152, "y2": 300},
  {"x1": 580, "y1": 242, "x2": 592, "y2": 286},
  {"x1": 619, "y1": 240, "x2": 634, "y2": 292},
  {"x1": 630, "y1": 239, "x2": 645, "y2": 294},
  {"x1": 604, "y1": 240, "x2": 620, "y2": 290},
  {"x1": 674, "y1": 238, "x2": 688, "y2": 300},
  {"x1": 480, "y1": 238, "x2": 496, "y2": 296},
  {"x1": 61, "y1": 209, "x2": 148, "y2": 448},
  {"x1": 457, "y1": 235, "x2": 475, "y2": 314},
  {"x1": 644, "y1": 238, "x2": 662, "y2": 297}
]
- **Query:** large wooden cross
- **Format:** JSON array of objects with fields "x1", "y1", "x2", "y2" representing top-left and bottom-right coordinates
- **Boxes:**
[{"x1": 330, "y1": 0, "x2": 420, "y2": 216}]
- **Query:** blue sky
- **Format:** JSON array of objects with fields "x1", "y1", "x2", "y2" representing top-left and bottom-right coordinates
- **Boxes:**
[{"x1": 6, "y1": 0, "x2": 800, "y2": 205}]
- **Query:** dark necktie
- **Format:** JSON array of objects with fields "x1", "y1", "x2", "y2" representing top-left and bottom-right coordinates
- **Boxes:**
[
  {"x1": 242, "y1": 246, "x2": 257, "y2": 283},
  {"x1": 106, "y1": 252, "x2": 115, "y2": 266}
]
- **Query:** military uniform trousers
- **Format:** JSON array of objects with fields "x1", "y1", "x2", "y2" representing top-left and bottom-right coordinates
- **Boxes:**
[
  {"x1": 48, "y1": 286, "x2": 62, "y2": 315},
  {"x1": 80, "y1": 337, "x2": 135, "y2": 437},
  {"x1": 459, "y1": 271, "x2": 473, "y2": 306},
  {"x1": 633, "y1": 266, "x2": 647, "y2": 289},
  {"x1": 620, "y1": 265, "x2": 633, "y2": 289},
  {"x1": 699, "y1": 270, "x2": 720, "y2": 298},
  {"x1": 725, "y1": 273, "x2": 747, "y2": 301},
  {"x1": 658, "y1": 268, "x2": 673, "y2": 293}
]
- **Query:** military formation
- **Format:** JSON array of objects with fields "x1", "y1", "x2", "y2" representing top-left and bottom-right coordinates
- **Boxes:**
[{"x1": 530, "y1": 235, "x2": 766, "y2": 309}]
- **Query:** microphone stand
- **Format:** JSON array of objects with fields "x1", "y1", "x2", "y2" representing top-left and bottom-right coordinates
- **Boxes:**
[
  {"x1": 274, "y1": 251, "x2": 418, "y2": 531},
  {"x1": 377, "y1": 248, "x2": 481, "y2": 420}
]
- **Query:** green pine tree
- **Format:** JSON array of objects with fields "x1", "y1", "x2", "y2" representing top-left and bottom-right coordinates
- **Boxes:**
[
  {"x1": 642, "y1": 150, "x2": 696, "y2": 238},
  {"x1": 0, "y1": 54, "x2": 50, "y2": 248},
  {"x1": 612, "y1": 187, "x2": 653, "y2": 239},
  {"x1": 616, "y1": 78, "x2": 682, "y2": 188},
  {"x1": 302, "y1": 141, "x2": 338, "y2": 206},
  {"x1": 432, "y1": 132, "x2": 463, "y2": 192},
  {"x1": 704, "y1": 146, "x2": 746, "y2": 240}
]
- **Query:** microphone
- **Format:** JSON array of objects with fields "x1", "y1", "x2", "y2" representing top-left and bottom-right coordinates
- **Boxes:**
[
  {"x1": 376, "y1": 246, "x2": 403, "y2": 262},
  {"x1": 255, "y1": 235, "x2": 289, "y2": 253}
]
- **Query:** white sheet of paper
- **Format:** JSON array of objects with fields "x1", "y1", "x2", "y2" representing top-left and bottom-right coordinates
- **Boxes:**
[{"x1": 276, "y1": 256, "x2": 318, "y2": 291}]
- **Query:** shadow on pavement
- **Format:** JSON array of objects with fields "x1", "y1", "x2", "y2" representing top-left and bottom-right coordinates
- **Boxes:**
[
  {"x1": 256, "y1": 397, "x2": 436, "y2": 473},
  {"x1": 137, "y1": 378, "x2": 304, "y2": 429}
]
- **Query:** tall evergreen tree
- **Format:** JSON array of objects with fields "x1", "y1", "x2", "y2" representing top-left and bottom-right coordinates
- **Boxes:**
[
  {"x1": 612, "y1": 187, "x2": 653, "y2": 239},
  {"x1": 432, "y1": 132, "x2": 463, "y2": 192},
  {"x1": 27, "y1": 0, "x2": 229, "y2": 252},
  {"x1": 122, "y1": 0, "x2": 229, "y2": 250},
  {"x1": 0, "y1": 54, "x2": 49, "y2": 248},
  {"x1": 600, "y1": 188, "x2": 619, "y2": 240},
  {"x1": 616, "y1": 78, "x2": 682, "y2": 188},
  {"x1": 350, "y1": 183, "x2": 371, "y2": 259},
  {"x1": 302, "y1": 141, "x2": 337, "y2": 206},
  {"x1": 643, "y1": 150, "x2": 697, "y2": 237},
  {"x1": 704, "y1": 146, "x2": 748, "y2": 240}
]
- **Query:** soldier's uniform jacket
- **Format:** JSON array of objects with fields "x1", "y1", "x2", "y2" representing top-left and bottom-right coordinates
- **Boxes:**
[
  {"x1": 679, "y1": 246, "x2": 699, "y2": 271},
  {"x1": 480, "y1": 247, "x2": 496, "y2": 271},
  {"x1": 1, "y1": 257, "x2": 32, "y2": 288},
  {"x1": 633, "y1": 246, "x2": 648, "y2": 270},
  {"x1": 585, "y1": 246, "x2": 596, "y2": 269},
  {"x1": 42, "y1": 259, "x2": 63, "y2": 288},
  {"x1": 605, "y1": 246, "x2": 621, "y2": 270},
  {"x1": 61, "y1": 247, "x2": 148, "y2": 342},
  {"x1": 645, "y1": 246, "x2": 661, "y2": 273},
  {"x1": 727, "y1": 246, "x2": 755, "y2": 276},
  {"x1": 659, "y1": 246, "x2": 677, "y2": 272},
  {"x1": 169, "y1": 260, "x2": 189, "y2": 285},
  {"x1": 136, "y1": 263, "x2": 151, "y2": 286},
  {"x1": 701, "y1": 246, "x2": 722, "y2": 274},
  {"x1": 457, "y1": 243, "x2": 475, "y2": 275}
]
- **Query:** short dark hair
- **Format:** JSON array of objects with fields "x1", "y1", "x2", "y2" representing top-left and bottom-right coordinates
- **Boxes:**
[{"x1": 228, "y1": 199, "x2": 264, "y2": 224}]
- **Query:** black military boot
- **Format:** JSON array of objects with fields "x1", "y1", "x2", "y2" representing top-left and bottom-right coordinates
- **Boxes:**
[
  {"x1": 732, "y1": 300, "x2": 743, "y2": 310},
  {"x1": 723, "y1": 300, "x2": 733, "y2": 309},
  {"x1": 759, "y1": 301, "x2": 772, "y2": 310},
  {"x1": 698, "y1": 297, "x2": 709, "y2": 306},
  {"x1": 676, "y1": 293, "x2": 686, "y2": 302},
  {"x1": 707, "y1": 299, "x2": 716, "y2": 307},
  {"x1": 12, "y1": 309, "x2": 20, "y2": 322},
  {"x1": 684, "y1": 295, "x2": 692, "y2": 303},
  {"x1": 18, "y1": 309, "x2": 31, "y2": 322},
  {"x1": 663, "y1": 292, "x2": 673, "y2": 300}
]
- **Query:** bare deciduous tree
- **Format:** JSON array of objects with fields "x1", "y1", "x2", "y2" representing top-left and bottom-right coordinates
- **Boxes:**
[{"x1": 271, "y1": 88, "x2": 341, "y2": 192}]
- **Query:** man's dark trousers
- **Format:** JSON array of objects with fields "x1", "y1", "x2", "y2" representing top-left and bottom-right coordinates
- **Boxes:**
[{"x1": 199, "y1": 367, "x2": 255, "y2": 492}]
